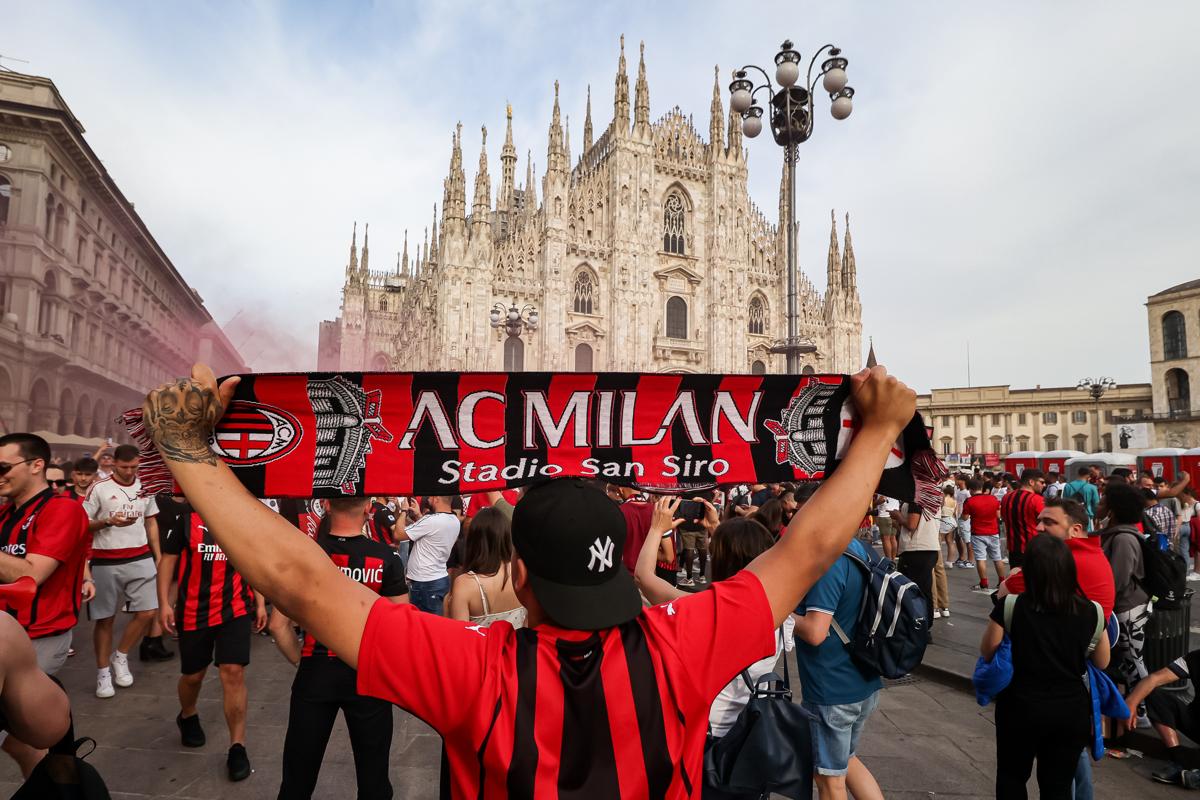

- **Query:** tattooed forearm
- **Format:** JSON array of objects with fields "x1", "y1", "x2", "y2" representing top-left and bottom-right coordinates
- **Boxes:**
[{"x1": 143, "y1": 379, "x2": 224, "y2": 465}]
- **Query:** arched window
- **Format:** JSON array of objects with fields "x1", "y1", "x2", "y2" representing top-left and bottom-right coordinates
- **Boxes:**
[
  {"x1": 663, "y1": 193, "x2": 686, "y2": 255},
  {"x1": 748, "y1": 296, "x2": 766, "y2": 335},
  {"x1": 1073, "y1": 434, "x2": 1088, "y2": 451},
  {"x1": 1016, "y1": 435, "x2": 1030, "y2": 450},
  {"x1": 44, "y1": 194, "x2": 54, "y2": 238},
  {"x1": 665, "y1": 296, "x2": 687, "y2": 339},
  {"x1": 54, "y1": 203, "x2": 66, "y2": 248},
  {"x1": 940, "y1": 437, "x2": 952, "y2": 455},
  {"x1": 371, "y1": 353, "x2": 390, "y2": 371},
  {"x1": 573, "y1": 271, "x2": 594, "y2": 314},
  {"x1": 504, "y1": 336, "x2": 525, "y2": 372},
  {"x1": 801, "y1": 364, "x2": 816, "y2": 375},
  {"x1": 1167, "y1": 367, "x2": 1191, "y2": 415},
  {"x1": 378, "y1": 295, "x2": 388, "y2": 312},
  {"x1": 1043, "y1": 434, "x2": 1058, "y2": 450},
  {"x1": 1163, "y1": 310, "x2": 1187, "y2": 360},
  {"x1": 751, "y1": 360, "x2": 766, "y2": 375},
  {"x1": 574, "y1": 343, "x2": 593, "y2": 372},
  {"x1": 0, "y1": 174, "x2": 10, "y2": 225}
]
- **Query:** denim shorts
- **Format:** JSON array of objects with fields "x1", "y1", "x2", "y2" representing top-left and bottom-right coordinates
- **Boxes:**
[
  {"x1": 971, "y1": 534, "x2": 1002, "y2": 561},
  {"x1": 408, "y1": 576, "x2": 451, "y2": 615},
  {"x1": 957, "y1": 519, "x2": 972, "y2": 543},
  {"x1": 802, "y1": 691, "x2": 880, "y2": 776}
]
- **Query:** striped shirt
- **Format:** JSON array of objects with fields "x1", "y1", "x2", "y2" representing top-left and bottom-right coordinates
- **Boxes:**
[
  {"x1": 164, "y1": 510, "x2": 254, "y2": 631},
  {"x1": 0, "y1": 489, "x2": 89, "y2": 638},
  {"x1": 357, "y1": 570, "x2": 775, "y2": 798},
  {"x1": 1000, "y1": 489, "x2": 1044, "y2": 558}
]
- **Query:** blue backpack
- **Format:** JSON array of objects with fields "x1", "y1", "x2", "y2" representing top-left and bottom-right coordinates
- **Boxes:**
[{"x1": 829, "y1": 545, "x2": 930, "y2": 680}]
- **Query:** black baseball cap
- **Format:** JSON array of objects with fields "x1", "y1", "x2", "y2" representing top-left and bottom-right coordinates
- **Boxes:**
[{"x1": 511, "y1": 479, "x2": 642, "y2": 631}]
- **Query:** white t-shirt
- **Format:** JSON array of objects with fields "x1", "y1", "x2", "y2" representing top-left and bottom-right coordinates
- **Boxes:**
[
  {"x1": 709, "y1": 616, "x2": 796, "y2": 738},
  {"x1": 83, "y1": 476, "x2": 159, "y2": 557},
  {"x1": 404, "y1": 512, "x2": 460, "y2": 582},
  {"x1": 898, "y1": 503, "x2": 941, "y2": 552},
  {"x1": 954, "y1": 488, "x2": 971, "y2": 518}
]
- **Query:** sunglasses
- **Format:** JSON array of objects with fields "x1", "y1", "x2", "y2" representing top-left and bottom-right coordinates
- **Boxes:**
[
  {"x1": 49, "y1": 479, "x2": 69, "y2": 487},
  {"x1": 0, "y1": 459, "x2": 34, "y2": 477}
]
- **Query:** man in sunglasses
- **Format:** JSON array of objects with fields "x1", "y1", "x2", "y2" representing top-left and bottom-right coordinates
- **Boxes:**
[
  {"x1": 0, "y1": 433, "x2": 90, "y2": 776},
  {"x1": 45, "y1": 466, "x2": 69, "y2": 498}
]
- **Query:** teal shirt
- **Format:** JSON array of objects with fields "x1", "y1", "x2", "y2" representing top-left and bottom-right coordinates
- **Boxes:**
[
  {"x1": 793, "y1": 539, "x2": 883, "y2": 705},
  {"x1": 1063, "y1": 480, "x2": 1100, "y2": 529}
]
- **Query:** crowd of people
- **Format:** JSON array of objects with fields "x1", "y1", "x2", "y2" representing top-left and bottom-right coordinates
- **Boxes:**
[{"x1": 3, "y1": 362, "x2": 1200, "y2": 798}]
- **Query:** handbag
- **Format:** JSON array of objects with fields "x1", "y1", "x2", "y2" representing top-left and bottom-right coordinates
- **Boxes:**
[
  {"x1": 703, "y1": 649, "x2": 816, "y2": 800},
  {"x1": 11, "y1": 717, "x2": 111, "y2": 799}
]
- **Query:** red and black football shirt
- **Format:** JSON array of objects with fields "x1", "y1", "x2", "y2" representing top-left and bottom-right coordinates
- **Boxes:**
[
  {"x1": 368, "y1": 502, "x2": 397, "y2": 547},
  {"x1": 302, "y1": 532, "x2": 407, "y2": 660},
  {"x1": 1000, "y1": 488, "x2": 1044, "y2": 558},
  {"x1": 0, "y1": 489, "x2": 89, "y2": 638},
  {"x1": 164, "y1": 509, "x2": 254, "y2": 631}
]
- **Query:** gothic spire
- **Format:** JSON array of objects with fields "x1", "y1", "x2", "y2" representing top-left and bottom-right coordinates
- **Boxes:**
[
  {"x1": 546, "y1": 81, "x2": 567, "y2": 175},
  {"x1": 472, "y1": 125, "x2": 492, "y2": 227},
  {"x1": 727, "y1": 103, "x2": 743, "y2": 160},
  {"x1": 564, "y1": 115, "x2": 572, "y2": 167},
  {"x1": 826, "y1": 209, "x2": 841, "y2": 293},
  {"x1": 865, "y1": 337, "x2": 877, "y2": 369},
  {"x1": 442, "y1": 123, "x2": 467, "y2": 226},
  {"x1": 842, "y1": 211, "x2": 857, "y2": 291},
  {"x1": 347, "y1": 220, "x2": 358, "y2": 273},
  {"x1": 360, "y1": 223, "x2": 369, "y2": 272},
  {"x1": 709, "y1": 65, "x2": 724, "y2": 156},
  {"x1": 429, "y1": 203, "x2": 439, "y2": 263},
  {"x1": 499, "y1": 104, "x2": 517, "y2": 213},
  {"x1": 633, "y1": 40, "x2": 650, "y2": 135},
  {"x1": 583, "y1": 84, "x2": 593, "y2": 152},
  {"x1": 401, "y1": 229, "x2": 409, "y2": 276},
  {"x1": 524, "y1": 149, "x2": 536, "y2": 217},
  {"x1": 614, "y1": 35, "x2": 630, "y2": 134}
]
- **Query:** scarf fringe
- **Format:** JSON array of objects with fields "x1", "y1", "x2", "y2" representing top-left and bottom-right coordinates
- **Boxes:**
[
  {"x1": 119, "y1": 409, "x2": 175, "y2": 497},
  {"x1": 912, "y1": 449, "x2": 950, "y2": 518}
]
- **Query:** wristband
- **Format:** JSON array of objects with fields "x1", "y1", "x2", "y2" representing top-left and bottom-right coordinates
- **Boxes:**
[
  {"x1": 660, "y1": 530, "x2": 674, "y2": 539},
  {"x1": 82, "y1": 578, "x2": 94, "y2": 584}
]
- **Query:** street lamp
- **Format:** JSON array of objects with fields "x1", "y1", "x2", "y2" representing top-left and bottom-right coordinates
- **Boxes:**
[
  {"x1": 1077, "y1": 377, "x2": 1117, "y2": 452},
  {"x1": 731, "y1": 41, "x2": 854, "y2": 374},
  {"x1": 490, "y1": 301, "x2": 539, "y2": 338}
]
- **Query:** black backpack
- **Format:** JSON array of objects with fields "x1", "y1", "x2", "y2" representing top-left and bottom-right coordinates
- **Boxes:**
[{"x1": 1115, "y1": 529, "x2": 1187, "y2": 609}]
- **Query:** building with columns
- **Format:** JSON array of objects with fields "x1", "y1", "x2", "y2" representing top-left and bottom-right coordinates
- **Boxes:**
[
  {"x1": 0, "y1": 71, "x2": 245, "y2": 440},
  {"x1": 318, "y1": 38, "x2": 863, "y2": 374}
]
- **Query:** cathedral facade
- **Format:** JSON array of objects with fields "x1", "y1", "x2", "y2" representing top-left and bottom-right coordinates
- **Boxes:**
[{"x1": 318, "y1": 39, "x2": 862, "y2": 375}]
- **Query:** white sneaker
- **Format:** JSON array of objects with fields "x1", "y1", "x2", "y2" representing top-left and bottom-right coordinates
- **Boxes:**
[
  {"x1": 933, "y1": 609, "x2": 943, "y2": 619},
  {"x1": 96, "y1": 671, "x2": 115, "y2": 699},
  {"x1": 110, "y1": 653, "x2": 133, "y2": 688},
  {"x1": 942, "y1": 608, "x2": 950, "y2": 618},
  {"x1": 1188, "y1": 572, "x2": 1200, "y2": 582}
]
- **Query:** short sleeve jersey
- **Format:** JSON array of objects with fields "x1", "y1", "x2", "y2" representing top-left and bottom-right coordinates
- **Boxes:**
[
  {"x1": 82, "y1": 477, "x2": 159, "y2": 560},
  {"x1": 0, "y1": 489, "x2": 89, "y2": 638},
  {"x1": 356, "y1": 570, "x2": 776, "y2": 799},
  {"x1": 962, "y1": 493, "x2": 1000, "y2": 535},
  {"x1": 1001, "y1": 536, "x2": 1116, "y2": 619},
  {"x1": 163, "y1": 509, "x2": 254, "y2": 631},
  {"x1": 1000, "y1": 489, "x2": 1044, "y2": 557},
  {"x1": 368, "y1": 503, "x2": 397, "y2": 547},
  {"x1": 793, "y1": 538, "x2": 883, "y2": 705},
  {"x1": 404, "y1": 512, "x2": 460, "y2": 582},
  {"x1": 619, "y1": 499, "x2": 657, "y2": 573},
  {"x1": 304, "y1": 533, "x2": 406, "y2": 660}
]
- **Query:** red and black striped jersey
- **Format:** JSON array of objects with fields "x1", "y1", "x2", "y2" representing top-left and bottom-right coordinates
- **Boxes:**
[
  {"x1": 357, "y1": 570, "x2": 776, "y2": 799},
  {"x1": 0, "y1": 489, "x2": 89, "y2": 638},
  {"x1": 302, "y1": 532, "x2": 407, "y2": 660},
  {"x1": 367, "y1": 502, "x2": 397, "y2": 547},
  {"x1": 164, "y1": 510, "x2": 254, "y2": 631},
  {"x1": 1000, "y1": 488, "x2": 1044, "y2": 557}
]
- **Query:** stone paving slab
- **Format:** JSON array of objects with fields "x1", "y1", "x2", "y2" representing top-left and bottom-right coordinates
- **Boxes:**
[{"x1": 0, "y1": 611, "x2": 1188, "y2": 798}]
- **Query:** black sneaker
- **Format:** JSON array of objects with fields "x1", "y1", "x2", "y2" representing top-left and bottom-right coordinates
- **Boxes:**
[
  {"x1": 227, "y1": 743, "x2": 251, "y2": 782},
  {"x1": 177, "y1": 713, "x2": 205, "y2": 748},
  {"x1": 140, "y1": 637, "x2": 175, "y2": 662},
  {"x1": 1153, "y1": 764, "x2": 1184, "y2": 785}
]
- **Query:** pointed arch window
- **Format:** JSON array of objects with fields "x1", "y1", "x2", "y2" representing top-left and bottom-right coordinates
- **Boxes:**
[
  {"x1": 751, "y1": 360, "x2": 766, "y2": 375},
  {"x1": 663, "y1": 192, "x2": 686, "y2": 255},
  {"x1": 748, "y1": 296, "x2": 766, "y2": 335},
  {"x1": 575, "y1": 343, "x2": 593, "y2": 372},
  {"x1": 666, "y1": 296, "x2": 688, "y2": 339},
  {"x1": 573, "y1": 271, "x2": 594, "y2": 314},
  {"x1": 379, "y1": 295, "x2": 388, "y2": 312}
]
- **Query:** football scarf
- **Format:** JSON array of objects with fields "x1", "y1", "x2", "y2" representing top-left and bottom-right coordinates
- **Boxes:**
[{"x1": 123, "y1": 371, "x2": 947, "y2": 513}]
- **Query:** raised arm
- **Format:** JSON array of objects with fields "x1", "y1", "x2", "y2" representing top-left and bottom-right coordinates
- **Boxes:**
[
  {"x1": 747, "y1": 366, "x2": 915, "y2": 627},
  {"x1": 634, "y1": 497, "x2": 686, "y2": 605},
  {"x1": 142, "y1": 366, "x2": 378, "y2": 670}
]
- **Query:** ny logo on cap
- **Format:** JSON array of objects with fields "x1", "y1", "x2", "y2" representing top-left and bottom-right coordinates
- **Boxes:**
[{"x1": 587, "y1": 536, "x2": 615, "y2": 573}]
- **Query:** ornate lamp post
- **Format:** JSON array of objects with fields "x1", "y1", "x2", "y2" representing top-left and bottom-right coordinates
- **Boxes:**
[
  {"x1": 490, "y1": 300, "x2": 538, "y2": 371},
  {"x1": 1077, "y1": 377, "x2": 1117, "y2": 451},
  {"x1": 730, "y1": 41, "x2": 854, "y2": 374}
]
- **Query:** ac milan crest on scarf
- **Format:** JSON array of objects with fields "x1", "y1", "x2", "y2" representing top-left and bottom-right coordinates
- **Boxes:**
[{"x1": 123, "y1": 371, "x2": 946, "y2": 513}]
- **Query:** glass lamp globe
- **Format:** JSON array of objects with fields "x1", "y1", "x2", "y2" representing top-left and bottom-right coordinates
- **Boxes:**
[
  {"x1": 822, "y1": 67, "x2": 847, "y2": 93},
  {"x1": 742, "y1": 115, "x2": 762, "y2": 138},
  {"x1": 489, "y1": 308, "x2": 501, "y2": 325},
  {"x1": 775, "y1": 60, "x2": 800, "y2": 88},
  {"x1": 730, "y1": 88, "x2": 753, "y2": 113},
  {"x1": 831, "y1": 95, "x2": 853, "y2": 120},
  {"x1": 528, "y1": 311, "x2": 540, "y2": 328}
]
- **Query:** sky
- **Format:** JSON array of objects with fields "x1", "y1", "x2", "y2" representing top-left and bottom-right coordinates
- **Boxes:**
[{"x1": 5, "y1": 1, "x2": 1199, "y2": 391}]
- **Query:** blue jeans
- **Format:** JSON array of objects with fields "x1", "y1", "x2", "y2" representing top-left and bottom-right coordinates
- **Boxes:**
[
  {"x1": 1176, "y1": 531, "x2": 1194, "y2": 573},
  {"x1": 802, "y1": 691, "x2": 880, "y2": 776},
  {"x1": 1072, "y1": 748, "x2": 1093, "y2": 800},
  {"x1": 409, "y1": 576, "x2": 450, "y2": 615}
]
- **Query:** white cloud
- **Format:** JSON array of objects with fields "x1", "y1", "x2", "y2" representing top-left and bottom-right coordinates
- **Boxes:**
[{"x1": 5, "y1": 1, "x2": 1198, "y2": 389}]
